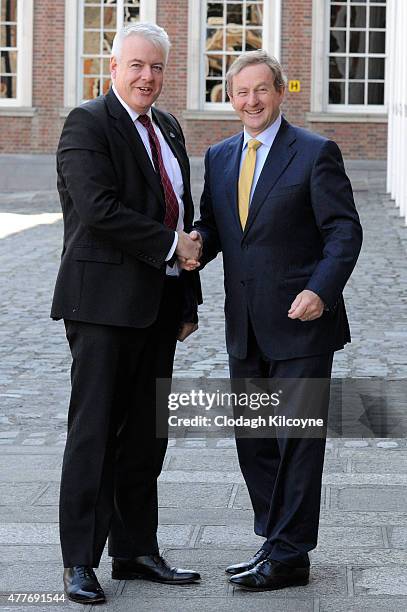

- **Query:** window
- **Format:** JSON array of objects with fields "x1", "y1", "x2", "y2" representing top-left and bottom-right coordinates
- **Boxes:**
[
  {"x1": 328, "y1": 0, "x2": 386, "y2": 109},
  {"x1": 187, "y1": 0, "x2": 281, "y2": 113},
  {"x1": 0, "y1": 0, "x2": 33, "y2": 108},
  {"x1": 64, "y1": 0, "x2": 156, "y2": 108},
  {"x1": 204, "y1": 1, "x2": 264, "y2": 106},
  {"x1": 80, "y1": 0, "x2": 141, "y2": 101}
]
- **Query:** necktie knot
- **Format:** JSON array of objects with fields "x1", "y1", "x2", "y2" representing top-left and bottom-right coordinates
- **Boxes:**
[
  {"x1": 138, "y1": 114, "x2": 152, "y2": 129},
  {"x1": 248, "y1": 138, "x2": 262, "y2": 151}
]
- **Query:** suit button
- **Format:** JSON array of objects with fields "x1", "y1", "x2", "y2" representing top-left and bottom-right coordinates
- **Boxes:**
[{"x1": 240, "y1": 281, "x2": 245, "y2": 286}]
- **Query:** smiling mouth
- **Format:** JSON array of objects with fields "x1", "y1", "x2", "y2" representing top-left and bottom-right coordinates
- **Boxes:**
[
  {"x1": 245, "y1": 109, "x2": 263, "y2": 116},
  {"x1": 138, "y1": 87, "x2": 152, "y2": 93}
]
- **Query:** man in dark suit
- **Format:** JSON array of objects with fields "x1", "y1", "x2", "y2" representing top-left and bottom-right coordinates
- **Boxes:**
[
  {"x1": 192, "y1": 50, "x2": 362, "y2": 591},
  {"x1": 51, "y1": 23, "x2": 202, "y2": 604}
]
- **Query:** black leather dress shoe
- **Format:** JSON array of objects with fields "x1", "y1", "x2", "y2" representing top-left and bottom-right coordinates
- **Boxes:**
[
  {"x1": 63, "y1": 566, "x2": 106, "y2": 604},
  {"x1": 229, "y1": 558, "x2": 309, "y2": 591},
  {"x1": 112, "y1": 555, "x2": 200, "y2": 584},
  {"x1": 225, "y1": 548, "x2": 270, "y2": 575}
]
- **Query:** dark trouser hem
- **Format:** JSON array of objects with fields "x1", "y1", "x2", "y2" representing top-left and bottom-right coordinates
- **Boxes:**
[
  {"x1": 108, "y1": 544, "x2": 160, "y2": 561},
  {"x1": 63, "y1": 562, "x2": 100, "y2": 569},
  {"x1": 109, "y1": 549, "x2": 160, "y2": 560},
  {"x1": 260, "y1": 542, "x2": 310, "y2": 568},
  {"x1": 62, "y1": 540, "x2": 161, "y2": 568}
]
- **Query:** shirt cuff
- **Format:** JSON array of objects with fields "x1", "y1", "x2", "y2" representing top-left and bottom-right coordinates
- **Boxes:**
[{"x1": 165, "y1": 231, "x2": 178, "y2": 261}]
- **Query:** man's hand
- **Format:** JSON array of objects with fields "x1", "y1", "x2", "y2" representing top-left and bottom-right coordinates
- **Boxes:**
[
  {"x1": 176, "y1": 230, "x2": 202, "y2": 271},
  {"x1": 288, "y1": 289, "x2": 324, "y2": 321},
  {"x1": 177, "y1": 322, "x2": 199, "y2": 342}
]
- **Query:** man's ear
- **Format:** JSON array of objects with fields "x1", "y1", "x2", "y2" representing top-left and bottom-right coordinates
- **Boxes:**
[{"x1": 110, "y1": 56, "x2": 117, "y2": 79}]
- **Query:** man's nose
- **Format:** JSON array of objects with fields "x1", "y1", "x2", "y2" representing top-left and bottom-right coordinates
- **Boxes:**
[
  {"x1": 140, "y1": 65, "x2": 153, "y2": 80},
  {"x1": 247, "y1": 91, "x2": 259, "y2": 106}
]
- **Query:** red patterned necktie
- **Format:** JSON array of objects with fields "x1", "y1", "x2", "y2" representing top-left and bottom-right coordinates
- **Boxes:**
[{"x1": 138, "y1": 114, "x2": 179, "y2": 230}]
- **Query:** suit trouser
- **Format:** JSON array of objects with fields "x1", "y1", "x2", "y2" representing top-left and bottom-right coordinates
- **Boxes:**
[
  {"x1": 229, "y1": 319, "x2": 334, "y2": 568},
  {"x1": 59, "y1": 277, "x2": 182, "y2": 568}
]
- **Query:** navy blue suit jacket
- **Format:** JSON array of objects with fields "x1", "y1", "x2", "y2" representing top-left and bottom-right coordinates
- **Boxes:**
[{"x1": 196, "y1": 117, "x2": 363, "y2": 360}]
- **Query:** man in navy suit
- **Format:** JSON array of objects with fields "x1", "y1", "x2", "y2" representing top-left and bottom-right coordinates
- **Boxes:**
[{"x1": 191, "y1": 50, "x2": 362, "y2": 591}]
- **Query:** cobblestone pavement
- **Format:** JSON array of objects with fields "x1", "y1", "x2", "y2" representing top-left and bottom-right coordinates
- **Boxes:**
[{"x1": 0, "y1": 164, "x2": 406, "y2": 611}]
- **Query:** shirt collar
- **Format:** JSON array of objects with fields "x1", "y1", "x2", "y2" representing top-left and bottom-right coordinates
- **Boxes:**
[
  {"x1": 112, "y1": 84, "x2": 152, "y2": 123},
  {"x1": 242, "y1": 113, "x2": 282, "y2": 150}
]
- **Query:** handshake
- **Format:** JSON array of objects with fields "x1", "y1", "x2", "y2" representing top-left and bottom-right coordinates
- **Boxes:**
[{"x1": 175, "y1": 230, "x2": 202, "y2": 271}]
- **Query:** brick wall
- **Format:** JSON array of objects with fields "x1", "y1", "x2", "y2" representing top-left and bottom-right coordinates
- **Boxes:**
[
  {"x1": 155, "y1": 0, "x2": 188, "y2": 121},
  {"x1": 0, "y1": 0, "x2": 65, "y2": 154},
  {"x1": 281, "y1": 0, "x2": 313, "y2": 127},
  {"x1": 0, "y1": 0, "x2": 387, "y2": 159},
  {"x1": 309, "y1": 122, "x2": 387, "y2": 159}
]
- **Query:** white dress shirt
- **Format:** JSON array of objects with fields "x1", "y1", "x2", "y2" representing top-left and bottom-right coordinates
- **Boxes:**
[
  {"x1": 240, "y1": 114, "x2": 282, "y2": 204},
  {"x1": 112, "y1": 84, "x2": 182, "y2": 275}
]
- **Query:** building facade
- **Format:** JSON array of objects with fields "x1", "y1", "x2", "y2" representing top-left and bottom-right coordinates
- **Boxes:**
[{"x1": 0, "y1": 0, "x2": 388, "y2": 158}]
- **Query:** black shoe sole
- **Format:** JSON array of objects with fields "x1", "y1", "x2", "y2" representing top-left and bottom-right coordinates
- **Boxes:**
[
  {"x1": 225, "y1": 566, "x2": 253, "y2": 575},
  {"x1": 230, "y1": 579, "x2": 309, "y2": 591},
  {"x1": 112, "y1": 571, "x2": 200, "y2": 584},
  {"x1": 66, "y1": 593, "x2": 106, "y2": 604}
]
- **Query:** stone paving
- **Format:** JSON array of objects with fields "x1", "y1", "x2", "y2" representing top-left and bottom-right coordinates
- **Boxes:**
[{"x1": 0, "y1": 161, "x2": 406, "y2": 610}]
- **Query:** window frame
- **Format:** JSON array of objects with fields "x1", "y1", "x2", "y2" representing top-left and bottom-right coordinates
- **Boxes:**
[
  {"x1": 0, "y1": 0, "x2": 33, "y2": 108},
  {"x1": 187, "y1": 0, "x2": 282, "y2": 113},
  {"x1": 311, "y1": 0, "x2": 387, "y2": 116},
  {"x1": 327, "y1": 0, "x2": 387, "y2": 112}
]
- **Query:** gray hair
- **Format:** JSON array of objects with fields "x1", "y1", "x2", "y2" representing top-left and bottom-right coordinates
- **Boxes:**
[
  {"x1": 226, "y1": 50, "x2": 287, "y2": 94},
  {"x1": 111, "y1": 22, "x2": 171, "y2": 64}
]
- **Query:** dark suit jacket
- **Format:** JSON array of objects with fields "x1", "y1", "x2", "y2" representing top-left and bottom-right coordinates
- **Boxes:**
[
  {"x1": 196, "y1": 117, "x2": 363, "y2": 360},
  {"x1": 51, "y1": 88, "x2": 201, "y2": 327}
]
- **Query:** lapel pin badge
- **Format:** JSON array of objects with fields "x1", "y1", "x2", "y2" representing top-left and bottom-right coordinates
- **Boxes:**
[{"x1": 169, "y1": 132, "x2": 176, "y2": 138}]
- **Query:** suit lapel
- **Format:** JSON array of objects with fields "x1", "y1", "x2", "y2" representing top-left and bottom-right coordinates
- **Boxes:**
[
  {"x1": 225, "y1": 133, "x2": 245, "y2": 235},
  {"x1": 152, "y1": 108, "x2": 189, "y2": 185},
  {"x1": 243, "y1": 118, "x2": 297, "y2": 238},
  {"x1": 104, "y1": 89, "x2": 165, "y2": 206}
]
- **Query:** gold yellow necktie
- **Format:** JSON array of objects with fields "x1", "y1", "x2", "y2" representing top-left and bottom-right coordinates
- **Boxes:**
[{"x1": 238, "y1": 139, "x2": 262, "y2": 229}]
